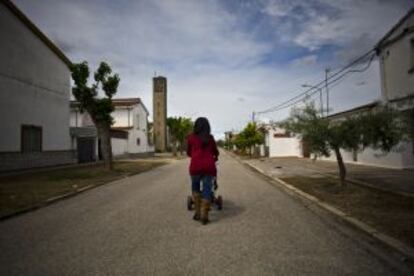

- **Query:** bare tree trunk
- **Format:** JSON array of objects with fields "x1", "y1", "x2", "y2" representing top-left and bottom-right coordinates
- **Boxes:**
[
  {"x1": 333, "y1": 146, "x2": 346, "y2": 186},
  {"x1": 97, "y1": 123, "x2": 113, "y2": 170}
]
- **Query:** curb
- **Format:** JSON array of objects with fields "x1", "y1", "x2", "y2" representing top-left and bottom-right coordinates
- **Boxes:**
[
  {"x1": 245, "y1": 161, "x2": 414, "y2": 263},
  {"x1": 225, "y1": 151, "x2": 414, "y2": 263}
]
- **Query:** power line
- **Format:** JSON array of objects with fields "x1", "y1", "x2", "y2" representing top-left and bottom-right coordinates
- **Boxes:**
[
  {"x1": 260, "y1": 53, "x2": 377, "y2": 114},
  {"x1": 256, "y1": 49, "x2": 376, "y2": 115}
]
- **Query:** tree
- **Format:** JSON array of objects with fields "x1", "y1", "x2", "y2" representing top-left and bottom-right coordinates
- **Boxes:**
[
  {"x1": 216, "y1": 139, "x2": 225, "y2": 148},
  {"x1": 234, "y1": 122, "x2": 264, "y2": 156},
  {"x1": 167, "y1": 117, "x2": 181, "y2": 156},
  {"x1": 176, "y1": 117, "x2": 193, "y2": 154},
  {"x1": 167, "y1": 116, "x2": 193, "y2": 156},
  {"x1": 280, "y1": 104, "x2": 408, "y2": 185},
  {"x1": 71, "y1": 61, "x2": 120, "y2": 170}
]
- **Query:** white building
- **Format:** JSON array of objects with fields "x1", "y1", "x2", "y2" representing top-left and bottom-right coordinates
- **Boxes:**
[
  {"x1": 70, "y1": 98, "x2": 154, "y2": 162},
  {"x1": 0, "y1": 0, "x2": 75, "y2": 171},
  {"x1": 322, "y1": 102, "x2": 413, "y2": 169},
  {"x1": 321, "y1": 9, "x2": 414, "y2": 169},
  {"x1": 263, "y1": 126, "x2": 304, "y2": 158}
]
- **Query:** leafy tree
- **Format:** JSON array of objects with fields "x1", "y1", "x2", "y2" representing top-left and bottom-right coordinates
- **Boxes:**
[
  {"x1": 71, "y1": 61, "x2": 120, "y2": 170},
  {"x1": 167, "y1": 116, "x2": 193, "y2": 156},
  {"x1": 280, "y1": 104, "x2": 408, "y2": 185},
  {"x1": 234, "y1": 122, "x2": 264, "y2": 156},
  {"x1": 177, "y1": 117, "x2": 193, "y2": 154},
  {"x1": 167, "y1": 117, "x2": 181, "y2": 156},
  {"x1": 216, "y1": 139, "x2": 225, "y2": 148}
]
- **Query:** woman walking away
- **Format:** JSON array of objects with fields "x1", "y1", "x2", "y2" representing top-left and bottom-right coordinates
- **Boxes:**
[{"x1": 187, "y1": 117, "x2": 219, "y2": 225}]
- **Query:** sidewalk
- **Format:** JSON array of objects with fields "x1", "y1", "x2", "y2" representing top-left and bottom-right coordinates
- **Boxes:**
[
  {"x1": 246, "y1": 157, "x2": 414, "y2": 197},
  {"x1": 229, "y1": 152, "x2": 414, "y2": 261}
]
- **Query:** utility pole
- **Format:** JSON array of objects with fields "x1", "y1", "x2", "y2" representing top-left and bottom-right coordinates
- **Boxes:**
[
  {"x1": 252, "y1": 111, "x2": 255, "y2": 122},
  {"x1": 319, "y1": 88, "x2": 323, "y2": 116},
  {"x1": 325, "y1": 68, "x2": 330, "y2": 116},
  {"x1": 302, "y1": 84, "x2": 323, "y2": 116}
]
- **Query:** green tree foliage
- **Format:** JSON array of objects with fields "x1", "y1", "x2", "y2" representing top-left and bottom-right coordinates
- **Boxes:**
[
  {"x1": 216, "y1": 139, "x2": 225, "y2": 148},
  {"x1": 234, "y1": 122, "x2": 264, "y2": 155},
  {"x1": 167, "y1": 117, "x2": 193, "y2": 156},
  {"x1": 280, "y1": 103, "x2": 408, "y2": 185},
  {"x1": 70, "y1": 61, "x2": 120, "y2": 170}
]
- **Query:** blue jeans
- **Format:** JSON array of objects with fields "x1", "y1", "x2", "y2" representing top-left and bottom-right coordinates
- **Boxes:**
[{"x1": 191, "y1": 175, "x2": 213, "y2": 200}]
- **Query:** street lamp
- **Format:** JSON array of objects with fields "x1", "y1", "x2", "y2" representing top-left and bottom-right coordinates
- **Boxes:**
[{"x1": 302, "y1": 84, "x2": 323, "y2": 116}]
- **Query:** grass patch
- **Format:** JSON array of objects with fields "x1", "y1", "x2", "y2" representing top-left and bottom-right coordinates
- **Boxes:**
[
  {"x1": 0, "y1": 160, "x2": 168, "y2": 218},
  {"x1": 281, "y1": 176, "x2": 414, "y2": 247}
]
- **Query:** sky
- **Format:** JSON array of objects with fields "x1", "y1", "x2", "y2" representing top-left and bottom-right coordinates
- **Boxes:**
[{"x1": 14, "y1": 0, "x2": 414, "y2": 138}]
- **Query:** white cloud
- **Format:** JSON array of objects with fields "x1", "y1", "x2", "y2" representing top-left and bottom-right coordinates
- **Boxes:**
[
  {"x1": 13, "y1": 0, "x2": 414, "y2": 136},
  {"x1": 291, "y1": 55, "x2": 318, "y2": 67},
  {"x1": 263, "y1": 0, "x2": 413, "y2": 58}
]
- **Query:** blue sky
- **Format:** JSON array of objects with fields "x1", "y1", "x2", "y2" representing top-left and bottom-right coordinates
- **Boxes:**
[{"x1": 15, "y1": 0, "x2": 414, "y2": 138}]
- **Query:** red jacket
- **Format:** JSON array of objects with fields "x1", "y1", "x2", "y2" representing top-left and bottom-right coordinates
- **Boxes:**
[{"x1": 187, "y1": 134, "x2": 219, "y2": 176}]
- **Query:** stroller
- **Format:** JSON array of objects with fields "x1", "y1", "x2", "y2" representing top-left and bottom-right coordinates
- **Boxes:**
[
  {"x1": 187, "y1": 162, "x2": 223, "y2": 211},
  {"x1": 187, "y1": 177, "x2": 223, "y2": 211}
]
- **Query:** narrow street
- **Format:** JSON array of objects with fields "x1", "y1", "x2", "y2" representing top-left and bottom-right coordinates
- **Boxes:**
[{"x1": 0, "y1": 151, "x2": 411, "y2": 275}]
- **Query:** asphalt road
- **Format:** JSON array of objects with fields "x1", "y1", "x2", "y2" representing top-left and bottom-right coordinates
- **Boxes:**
[{"x1": 0, "y1": 151, "x2": 412, "y2": 275}]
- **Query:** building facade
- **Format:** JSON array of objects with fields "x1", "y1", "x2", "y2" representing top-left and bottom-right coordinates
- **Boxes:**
[
  {"x1": 153, "y1": 76, "x2": 167, "y2": 152},
  {"x1": 263, "y1": 126, "x2": 304, "y2": 158},
  {"x1": 70, "y1": 98, "x2": 153, "y2": 162},
  {"x1": 377, "y1": 9, "x2": 414, "y2": 104},
  {"x1": 0, "y1": 0, "x2": 75, "y2": 171},
  {"x1": 320, "y1": 9, "x2": 414, "y2": 169}
]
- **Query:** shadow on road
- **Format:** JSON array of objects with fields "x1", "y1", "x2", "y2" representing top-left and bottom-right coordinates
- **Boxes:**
[{"x1": 211, "y1": 199, "x2": 245, "y2": 222}]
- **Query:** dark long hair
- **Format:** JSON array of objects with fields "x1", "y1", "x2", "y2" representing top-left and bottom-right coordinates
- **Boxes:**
[{"x1": 193, "y1": 117, "x2": 211, "y2": 148}]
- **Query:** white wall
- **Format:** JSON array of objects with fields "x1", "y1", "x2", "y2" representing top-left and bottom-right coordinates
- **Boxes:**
[
  {"x1": 127, "y1": 104, "x2": 153, "y2": 153},
  {"x1": 267, "y1": 129, "x2": 303, "y2": 157},
  {"x1": 269, "y1": 138, "x2": 302, "y2": 157},
  {"x1": 69, "y1": 101, "x2": 154, "y2": 154},
  {"x1": 112, "y1": 137, "x2": 128, "y2": 156},
  {"x1": 0, "y1": 3, "x2": 71, "y2": 152},
  {"x1": 321, "y1": 141, "x2": 414, "y2": 169},
  {"x1": 113, "y1": 108, "x2": 130, "y2": 127},
  {"x1": 70, "y1": 111, "x2": 78, "y2": 127},
  {"x1": 379, "y1": 14, "x2": 414, "y2": 102}
]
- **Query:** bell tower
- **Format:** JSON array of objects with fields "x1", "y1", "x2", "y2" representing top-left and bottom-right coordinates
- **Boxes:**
[{"x1": 153, "y1": 76, "x2": 167, "y2": 152}]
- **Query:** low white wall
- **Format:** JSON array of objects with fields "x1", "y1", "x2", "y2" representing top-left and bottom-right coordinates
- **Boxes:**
[
  {"x1": 269, "y1": 137, "x2": 302, "y2": 157},
  {"x1": 111, "y1": 138, "x2": 128, "y2": 156},
  {"x1": 320, "y1": 141, "x2": 414, "y2": 169}
]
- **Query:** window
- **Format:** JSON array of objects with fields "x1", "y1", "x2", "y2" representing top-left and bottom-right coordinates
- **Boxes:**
[
  {"x1": 21, "y1": 125, "x2": 42, "y2": 152},
  {"x1": 136, "y1": 138, "x2": 140, "y2": 145}
]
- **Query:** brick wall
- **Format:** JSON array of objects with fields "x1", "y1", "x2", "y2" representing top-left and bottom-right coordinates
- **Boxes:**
[{"x1": 0, "y1": 150, "x2": 77, "y2": 172}]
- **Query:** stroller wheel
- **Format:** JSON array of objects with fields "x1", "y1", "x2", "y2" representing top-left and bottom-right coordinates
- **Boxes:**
[
  {"x1": 187, "y1": 196, "x2": 193, "y2": 211},
  {"x1": 217, "y1": 195, "x2": 223, "y2": 210}
]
